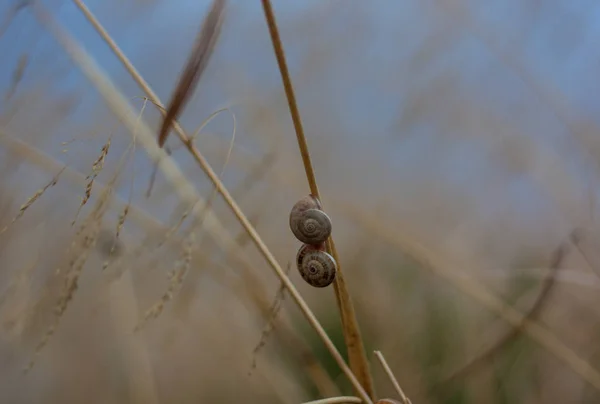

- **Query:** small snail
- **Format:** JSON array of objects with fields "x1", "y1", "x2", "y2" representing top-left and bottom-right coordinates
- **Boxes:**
[
  {"x1": 289, "y1": 195, "x2": 332, "y2": 245},
  {"x1": 296, "y1": 244, "x2": 337, "y2": 288}
]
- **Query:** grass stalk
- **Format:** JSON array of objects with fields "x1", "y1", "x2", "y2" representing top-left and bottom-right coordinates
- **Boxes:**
[
  {"x1": 0, "y1": 130, "x2": 170, "y2": 238},
  {"x1": 302, "y1": 397, "x2": 362, "y2": 404},
  {"x1": 10, "y1": 125, "x2": 596, "y2": 395},
  {"x1": 374, "y1": 351, "x2": 411, "y2": 404},
  {"x1": 260, "y1": 0, "x2": 375, "y2": 399},
  {"x1": 1, "y1": 129, "x2": 341, "y2": 397},
  {"x1": 34, "y1": 3, "x2": 372, "y2": 402}
]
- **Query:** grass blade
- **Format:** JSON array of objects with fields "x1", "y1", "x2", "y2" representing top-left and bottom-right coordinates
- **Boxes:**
[{"x1": 157, "y1": 0, "x2": 226, "y2": 147}]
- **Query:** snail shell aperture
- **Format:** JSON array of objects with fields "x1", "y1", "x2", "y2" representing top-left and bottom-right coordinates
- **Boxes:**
[
  {"x1": 289, "y1": 196, "x2": 332, "y2": 245},
  {"x1": 296, "y1": 244, "x2": 337, "y2": 288}
]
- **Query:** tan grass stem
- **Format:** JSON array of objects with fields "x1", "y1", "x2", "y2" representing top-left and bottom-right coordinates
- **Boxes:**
[
  {"x1": 35, "y1": 3, "x2": 371, "y2": 402},
  {"x1": 260, "y1": 0, "x2": 375, "y2": 399},
  {"x1": 66, "y1": 0, "x2": 272, "y2": 295},
  {"x1": 0, "y1": 130, "x2": 168, "y2": 236},
  {"x1": 9, "y1": 127, "x2": 598, "y2": 394},
  {"x1": 125, "y1": 93, "x2": 600, "y2": 392},
  {"x1": 0, "y1": 131, "x2": 340, "y2": 397},
  {"x1": 373, "y1": 351, "x2": 410, "y2": 404},
  {"x1": 302, "y1": 397, "x2": 362, "y2": 404},
  {"x1": 260, "y1": 0, "x2": 319, "y2": 193}
]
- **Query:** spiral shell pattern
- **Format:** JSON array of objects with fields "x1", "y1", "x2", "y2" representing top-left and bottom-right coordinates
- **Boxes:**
[
  {"x1": 289, "y1": 196, "x2": 332, "y2": 245},
  {"x1": 296, "y1": 244, "x2": 337, "y2": 288}
]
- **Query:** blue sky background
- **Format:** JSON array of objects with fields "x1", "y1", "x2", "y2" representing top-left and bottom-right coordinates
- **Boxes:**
[{"x1": 2, "y1": 0, "x2": 600, "y2": 261}]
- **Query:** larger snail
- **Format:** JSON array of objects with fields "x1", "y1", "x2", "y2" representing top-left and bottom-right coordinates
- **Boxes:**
[
  {"x1": 296, "y1": 244, "x2": 337, "y2": 288},
  {"x1": 289, "y1": 195, "x2": 332, "y2": 245}
]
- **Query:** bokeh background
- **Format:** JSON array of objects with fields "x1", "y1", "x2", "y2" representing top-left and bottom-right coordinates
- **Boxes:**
[{"x1": 2, "y1": 0, "x2": 600, "y2": 403}]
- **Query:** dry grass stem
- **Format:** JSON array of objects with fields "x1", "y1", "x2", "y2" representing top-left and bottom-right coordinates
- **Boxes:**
[
  {"x1": 210, "y1": 256, "x2": 341, "y2": 398},
  {"x1": 42, "y1": 3, "x2": 370, "y2": 400},
  {"x1": 59, "y1": 127, "x2": 106, "y2": 153},
  {"x1": 250, "y1": 262, "x2": 291, "y2": 372},
  {"x1": 27, "y1": 174, "x2": 112, "y2": 372},
  {"x1": 302, "y1": 397, "x2": 362, "y2": 404},
  {"x1": 137, "y1": 108, "x2": 235, "y2": 329},
  {"x1": 0, "y1": 130, "x2": 175, "y2": 258},
  {"x1": 72, "y1": 133, "x2": 112, "y2": 225},
  {"x1": 135, "y1": 232, "x2": 195, "y2": 331},
  {"x1": 169, "y1": 106, "x2": 235, "y2": 152},
  {"x1": 0, "y1": 165, "x2": 66, "y2": 236},
  {"x1": 68, "y1": 0, "x2": 259, "y2": 267},
  {"x1": 373, "y1": 351, "x2": 411, "y2": 404},
  {"x1": 127, "y1": 96, "x2": 172, "y2": 198},
  {"x1": 104, "y1": 99, "x2": 147, "y2": 267},
  {"x1": 260, "y1": 0, "x2": 375, "y2": 399},
  {"x1": 38, "y1": 0, "x2": 237, "y2": 268},
  {"x1": 26, "y1": 128, "x2": 139, "y2": 372},
  {"x1": 158, "y1": 107, "x2": 236, "y2": 248}
]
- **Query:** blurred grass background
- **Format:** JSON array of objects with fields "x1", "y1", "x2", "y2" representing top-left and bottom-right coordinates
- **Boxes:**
[{"x1": 2, "y1": 0, "x2": 600, "y2": 402}]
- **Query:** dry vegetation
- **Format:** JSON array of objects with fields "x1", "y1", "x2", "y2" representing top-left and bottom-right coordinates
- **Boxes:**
[{"x1": 2, "y1": 0, "x2": 600, "y2": 403}]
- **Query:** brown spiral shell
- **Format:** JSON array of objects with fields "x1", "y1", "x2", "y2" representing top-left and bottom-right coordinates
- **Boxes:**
[
  {"x1": 296, "y1": 244, "x2": 337, "y2": 288},
  {"x1": 289, "y1": 196, "x2": 332, "y2": 245}
]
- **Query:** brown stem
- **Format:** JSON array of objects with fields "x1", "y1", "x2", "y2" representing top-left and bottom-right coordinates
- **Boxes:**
[{"x1": 260, "y1": 0, "x2": 375, "y2": 400}]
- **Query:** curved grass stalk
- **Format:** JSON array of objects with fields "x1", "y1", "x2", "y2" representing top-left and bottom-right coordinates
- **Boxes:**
[
  {"x1": 0, "y1": 131, "x2": 342, "y2": 397},
  {"x1": 374, "y1": 350, "x2": 411, "y2": 404},
  {"x1": 34, "y1": 2, "x2": 372, "y2": 402}
]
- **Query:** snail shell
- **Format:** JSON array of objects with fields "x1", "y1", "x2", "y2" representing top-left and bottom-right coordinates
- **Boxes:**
[
  {"x1": 296, "y1": 244, "x2": 337, "y2": 288},
  {"x1": 289, "y1": 196, "x2": 332, "y2": 245}
]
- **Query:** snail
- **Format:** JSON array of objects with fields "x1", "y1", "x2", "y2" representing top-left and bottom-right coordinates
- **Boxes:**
[
  {"x1": 296, "y1": 244, "x2": 337, "y2": 288},
  {"x1": 289, "y1": 195, "x2": 332, "y2": 245}
]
